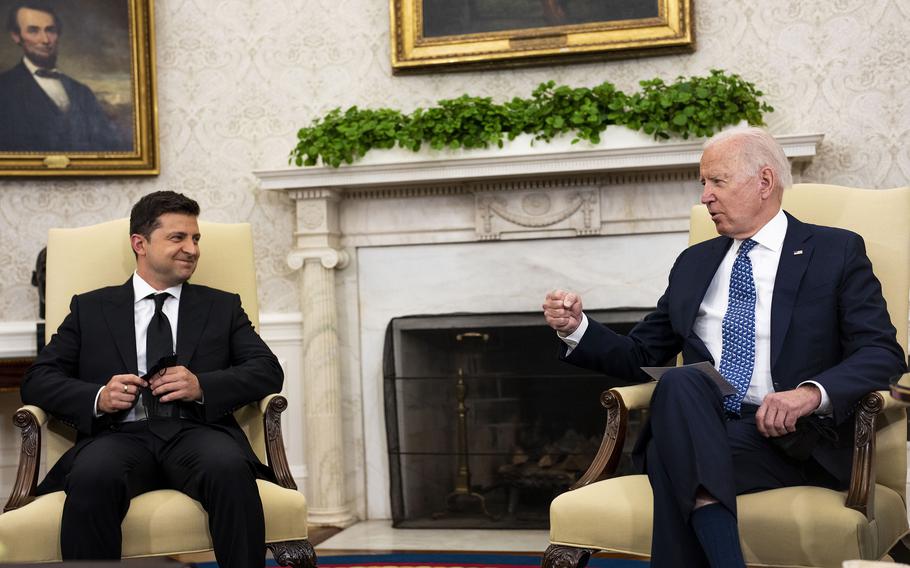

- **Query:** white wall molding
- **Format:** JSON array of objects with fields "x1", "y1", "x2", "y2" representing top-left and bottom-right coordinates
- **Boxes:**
[
  {"x1": 259, "y1": 312, "x2": 304, "y2": 344},
  {"x1": 0, "y1": 321, "x2": 38, "y2": 358},
  {"x1": 259, "y1": 312, "x2": 308, "y2": 493}
]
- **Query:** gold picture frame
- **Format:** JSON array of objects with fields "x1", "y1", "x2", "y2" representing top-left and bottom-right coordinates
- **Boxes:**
[
  {"x1": 391, "y1": 0, "x2": 694, "y2": 73},
  {"x1": 0, "y1": 0, "x2": 158, "y2": 176}
]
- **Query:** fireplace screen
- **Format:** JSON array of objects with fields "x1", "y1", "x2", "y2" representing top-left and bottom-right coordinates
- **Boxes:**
[{"x1": 383, "y1": 310, "x2": 651, "y2": 528}]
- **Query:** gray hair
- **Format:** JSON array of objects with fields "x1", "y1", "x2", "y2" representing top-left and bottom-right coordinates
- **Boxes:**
[{"x1": 703, "y1": 126, "x2": 793, "y2": 191}]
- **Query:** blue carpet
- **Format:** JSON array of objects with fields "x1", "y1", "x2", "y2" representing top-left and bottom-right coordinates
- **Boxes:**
[{"x1": 197, "y1": 551, "x2": 647, "y2": 568}]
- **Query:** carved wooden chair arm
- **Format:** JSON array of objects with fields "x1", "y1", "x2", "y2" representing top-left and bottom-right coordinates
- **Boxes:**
[
  {"x1": 5, "y1": 395, "x2": 297, "y2": 515},
  {"x1": 261, "y1": 394, "x2": 296, "y2": 490},
  {"x1": 844, "y1": 390, "x2": 890, "y2": 520},
  {"x1": 570, "y1": 382, "x2": 891, "y2": 521},
  {"x1": 4, "y1": 405, "x2": 47, "y2": 512},
  {"x1": 571, "y1": 382, "x2": 656, "y2": 490}
]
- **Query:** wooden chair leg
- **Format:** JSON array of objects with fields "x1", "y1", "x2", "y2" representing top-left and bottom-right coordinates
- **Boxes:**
[
  {"x1": 541, "y1": 544, "x2": 595, "y2": 568},
  {"x1": 267, "y1": 539, "x2": 317, "y2": 568}
]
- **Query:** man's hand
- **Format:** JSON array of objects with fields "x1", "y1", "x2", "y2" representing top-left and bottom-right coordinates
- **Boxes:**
[
  {"x1": 98, "y1": 374, "x2": 147, "y2": 414},
  {"x1": 149, "y1": 365, "x2": 203, "y2": 403},
  {"x1": 543, "y1": 289, "x2": 584, "y2": 335},
  {"x1": 756, "y1": 384, "x2": 822, "y2": 437}
]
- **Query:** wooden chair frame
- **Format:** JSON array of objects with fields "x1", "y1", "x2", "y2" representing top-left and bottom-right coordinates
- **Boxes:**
[
  {"x1": 541, "y1": 385, "x2": 890, "y2": 568},
  {"x1": 4, "y1": 394, "x2": 316, "y2": 568}
]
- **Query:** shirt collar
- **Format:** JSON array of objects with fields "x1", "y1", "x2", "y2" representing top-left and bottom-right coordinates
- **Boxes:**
[
  {"x1": 735, "y1": 208, "x2": 787, "y2": 253},
  {"x1": 132, "y1": 271, "x2": 183, "y2": 304},
  {"x1": 22, "y1": 56, "x2": 58, "y2": 77}
]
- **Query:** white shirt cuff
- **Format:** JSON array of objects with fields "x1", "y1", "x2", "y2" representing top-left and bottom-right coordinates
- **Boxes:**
[
  {"x1": 94, "y1": 386, "x2": 105, "y2": 417},
  {"x1": 798, "y1": 380, "x2": 832, "y2": 415},
  {"x1": 557, "y1": 313, "x2": 589, "y2": 355}
]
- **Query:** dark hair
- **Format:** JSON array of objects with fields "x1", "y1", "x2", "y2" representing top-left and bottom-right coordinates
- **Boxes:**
[
  {"x1": 7, "y1": 1, "x2": 62, "y2": 35},
  {"x1": 129, "y1": 191, "x2": 200, "y2": 239}
]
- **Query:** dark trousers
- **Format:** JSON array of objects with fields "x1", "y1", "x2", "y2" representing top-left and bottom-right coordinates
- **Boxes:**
[
  {"x1": 60, "y1": 420, "x2": 265, "y2": 568},
  {"x1": 645, "y1": 367, "x2": 838, "y2": 568}
]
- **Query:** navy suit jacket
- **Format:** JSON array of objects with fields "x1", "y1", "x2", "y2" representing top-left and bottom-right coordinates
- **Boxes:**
[
  {"x1": 22, "y1": 279, "x2": 284, "y2": 493},
  {"x1": 564, "y1": 212, "x2": 907, "y2": 484},
  {"x1": 0, "y1": 62, "x2": 129, "y2": 152}
]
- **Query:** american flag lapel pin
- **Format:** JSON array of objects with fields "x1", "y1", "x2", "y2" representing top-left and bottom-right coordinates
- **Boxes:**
[{"x1": 793, "y1": 249, "x2": 803, "y2": 255}]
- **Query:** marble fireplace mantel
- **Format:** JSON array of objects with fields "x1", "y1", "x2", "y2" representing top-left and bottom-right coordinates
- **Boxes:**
[
  {"x1": 258, "y1": 131, "x2": 823, "y2": 192},
  {"x1": 254, "y1": 130, "x2": 823, "y2": 523}
]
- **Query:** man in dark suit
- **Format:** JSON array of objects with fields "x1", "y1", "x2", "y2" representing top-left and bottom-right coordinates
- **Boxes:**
[
  {"x1": 0, "y1": 1, "x2": 128, "y2": 151},
  {"x1": 542, "y1": 127, "x2": 906, "y2": 567},
  {"x1": 21, "y1": 191, "x2": 282, "y2": 568}
]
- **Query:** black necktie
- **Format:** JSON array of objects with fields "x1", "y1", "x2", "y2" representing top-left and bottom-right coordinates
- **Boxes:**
[
  {"x1": 146, "y1": 293, "x2": 173, "y2": 365},
  {"x1": 34, "y1": 68, "x2": 62, "y2": 79},
  {"x1": 143, "y1": 292, "x2": 181, "y2": 440}
]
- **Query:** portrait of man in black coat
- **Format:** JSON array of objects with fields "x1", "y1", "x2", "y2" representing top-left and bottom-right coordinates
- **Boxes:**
[{"x1": 0, "y1": 1, "x2": 130, "y2": 152}]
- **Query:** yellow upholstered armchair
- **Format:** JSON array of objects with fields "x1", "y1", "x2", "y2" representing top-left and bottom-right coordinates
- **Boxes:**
[
  {"x1": 0, "y1": 219, "x2": 315, "y2": 567},
  {"x1": 543, "y1": 185, "x2": 910, "y2": 568}
]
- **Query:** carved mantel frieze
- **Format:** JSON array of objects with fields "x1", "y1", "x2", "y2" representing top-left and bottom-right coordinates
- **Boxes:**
[{"x1": 475, "y1": 188, "x2": 600, "y2": 240}]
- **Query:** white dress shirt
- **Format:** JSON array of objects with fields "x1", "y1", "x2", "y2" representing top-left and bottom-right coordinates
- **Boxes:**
[
  {"x1": 93, "y1": 272, "x2": 182, "y2": 419},
  {"x1": 23, "y1": 56, "x2": 70, "y2": 112},
  {"x1": 561, "y1": 208, "x2": 830, "y2": 413},
  {"x1": 133, "y1": 273, "x2": 181, "y2": 377}
]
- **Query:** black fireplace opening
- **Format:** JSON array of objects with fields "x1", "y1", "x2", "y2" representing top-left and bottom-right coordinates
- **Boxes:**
[{"x1": 383, "y1": 309, "x2": 652, "y2": 529}]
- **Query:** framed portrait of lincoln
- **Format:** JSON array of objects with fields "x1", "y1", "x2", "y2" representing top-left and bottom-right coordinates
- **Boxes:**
[
  {"x1": 0, "y1": 0, "x2": 158, "y2": 175},
  {"x1": 391, "y1": 0, "x2": 694, "y2": 73}
]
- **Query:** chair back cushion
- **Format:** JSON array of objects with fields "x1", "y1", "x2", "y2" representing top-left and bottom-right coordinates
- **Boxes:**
[
  {"x1": 43, "y1": 218, "x2": 267, "y2": 464},
  {"x1": 689, "y1": 184, "x2": 910, "y2": 501}
]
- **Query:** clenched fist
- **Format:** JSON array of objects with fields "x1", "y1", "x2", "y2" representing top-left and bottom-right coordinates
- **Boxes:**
[{"x1": 543, "y1": 289, "x2": 584, "y2": 335}]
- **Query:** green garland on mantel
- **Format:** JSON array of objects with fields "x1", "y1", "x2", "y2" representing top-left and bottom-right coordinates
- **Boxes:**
[{"x1": 290, "y1": 69, "x2": 773, "y2": 168}]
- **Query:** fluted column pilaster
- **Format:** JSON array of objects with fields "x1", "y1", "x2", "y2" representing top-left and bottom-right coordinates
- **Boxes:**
[{"x1": 286, "y1": 188, "x2": 355, "y2": 527}]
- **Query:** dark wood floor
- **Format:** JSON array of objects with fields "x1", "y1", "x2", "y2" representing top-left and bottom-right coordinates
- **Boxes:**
[{"x1": 308, "y1": 525, "x2": 344, "y2": 546}]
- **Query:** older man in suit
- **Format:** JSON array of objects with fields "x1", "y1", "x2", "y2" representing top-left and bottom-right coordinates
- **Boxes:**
[
  {"x1": 542, "y1": 127, "x2": 906, "y2": 568},
  {"x1": 21, "y1": 191, "x2": 282, "y2": 568},
  {"x1": 0, "y1": 1, "x2": 128, "y2": 151}
]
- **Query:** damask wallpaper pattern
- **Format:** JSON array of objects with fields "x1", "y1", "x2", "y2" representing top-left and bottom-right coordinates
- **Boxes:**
[{"x1": 0, "y1": 0, "x2": 906, "y2": 321}]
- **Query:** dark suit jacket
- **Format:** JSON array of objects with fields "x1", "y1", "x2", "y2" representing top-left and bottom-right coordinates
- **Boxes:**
[
  {"x1": 563, "y1": 212, "x2": 907, "y2": 484},
  {"x1": 0, "y1": 62, "x2": 129, "y2": 152},
  {"x1": 21, "y1": 279, "x2": 284, "y2": 493}
]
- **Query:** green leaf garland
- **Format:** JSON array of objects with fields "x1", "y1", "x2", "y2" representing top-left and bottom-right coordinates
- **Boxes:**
[{"x1": 291, "y1": 69, "x2": 773, "y2": 168}]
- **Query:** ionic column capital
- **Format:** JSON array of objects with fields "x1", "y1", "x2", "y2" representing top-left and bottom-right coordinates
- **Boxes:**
[{"x1": 287, "y1": 248, "x2": 350, "y2": 271}]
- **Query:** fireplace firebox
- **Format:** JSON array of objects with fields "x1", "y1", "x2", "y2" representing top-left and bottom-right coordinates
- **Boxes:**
[{"x1": 383, "y1": 310, "x2": 652, "y2": 528}]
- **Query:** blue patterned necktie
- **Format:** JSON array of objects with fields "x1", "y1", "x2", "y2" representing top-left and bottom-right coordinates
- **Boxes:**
[{"x1": 720, "y1": 238, "x2": 758, "y2": 415}]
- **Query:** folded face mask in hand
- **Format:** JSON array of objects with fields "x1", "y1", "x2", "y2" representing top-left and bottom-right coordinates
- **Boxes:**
[{"x1": 770, "y1": 415, "x2": 839, "y2": 461}]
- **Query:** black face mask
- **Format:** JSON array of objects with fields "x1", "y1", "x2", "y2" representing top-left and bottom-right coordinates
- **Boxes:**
[{"x1": 770, "y1": 415, "x2": 839, "y2": 462}]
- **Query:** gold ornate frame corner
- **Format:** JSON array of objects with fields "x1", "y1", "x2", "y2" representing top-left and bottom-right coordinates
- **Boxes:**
[{"x1": 391, "y1": 0, "x2": 694, "y2": 73}]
